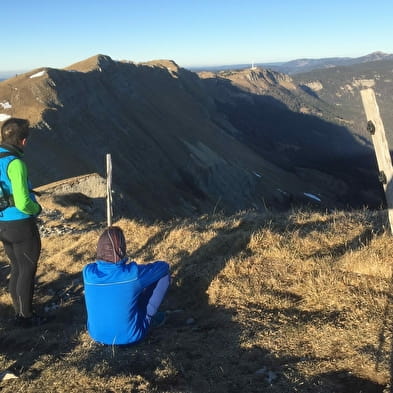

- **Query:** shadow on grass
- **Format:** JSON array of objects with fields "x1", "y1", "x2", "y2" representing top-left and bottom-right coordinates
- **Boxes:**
[
  {"x1": 0, "y1": 210, "x2": 388, "y2": 392},
  {"x1": 375, "y1": 267, "x2": 393, "y2": 393},
  {"x1": 0, "y1": 269, "x2": 85, "y2": 381},
  {"x1": 72, "y1": 212, "x2": 387, "y2": 392}
]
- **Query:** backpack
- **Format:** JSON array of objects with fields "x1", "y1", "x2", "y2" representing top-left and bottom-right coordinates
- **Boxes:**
[{"x1": 0, "y1": 152, "x2": 17, "y2": 211}]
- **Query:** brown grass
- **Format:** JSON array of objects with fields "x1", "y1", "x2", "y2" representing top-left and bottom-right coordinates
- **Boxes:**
[{"x1": 1, "y1": 201, "x2": 393, "y2": 392}]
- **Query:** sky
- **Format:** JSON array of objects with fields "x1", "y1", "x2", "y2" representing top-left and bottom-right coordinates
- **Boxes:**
[{"x1": 1, "y1": 0, "x2": 393, "y2": 76}]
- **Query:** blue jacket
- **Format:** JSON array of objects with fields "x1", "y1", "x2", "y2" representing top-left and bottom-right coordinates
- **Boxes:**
[
  {"x1": 0, "y1": 145, "x2": 39, "y2": 221},
  {"x1": 83, "y1": 258, "x2": 170, "y2": 345}
]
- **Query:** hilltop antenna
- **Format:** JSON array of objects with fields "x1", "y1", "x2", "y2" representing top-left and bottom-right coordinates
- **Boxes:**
[
  {"x1": 106, "y1": 153, "x2": 113, "y2": 227},
  {"x1": 251, "y1": 61, "x2": 257, "y2": 70}
]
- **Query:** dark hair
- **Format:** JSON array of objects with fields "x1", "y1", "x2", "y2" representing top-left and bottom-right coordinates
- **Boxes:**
[
  {"x1": 96, "y1": 226, "x2": 127, "y2": 263},
  {"x1": 1, "y1": 118, "x2": 30, "y2": 145}
]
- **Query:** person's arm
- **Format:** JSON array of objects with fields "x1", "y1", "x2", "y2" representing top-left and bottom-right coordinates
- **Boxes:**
[
  {"x1": 7, "y1": 159, "x2": 41, "y2": 215},
  {"x1": 138, "y1": 261, "x2": 170, "y2": 288}
]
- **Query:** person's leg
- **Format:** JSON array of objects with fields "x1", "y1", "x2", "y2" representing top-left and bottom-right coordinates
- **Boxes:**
[
  {"x1": 2, "y1": 241, "x2": 20, "y2": 314},
  {"x1": 138, "y1": 283, "x2": 155, "y2": 312},
  {"x1": 13, "y1": 221, "x2": 41, "y2": 317},
  {"x1": 0, "y1": 223, "x2": 22, "y2": 314},
  {"x1": 135, "y1": 274, "x2": 171, "y2": 335},
  {"x1": 0, "y1": 219, "x2": 41, "y2": 317},
  {"x1": 146, "y1": 274, "x2": 170, "y2": 318}
]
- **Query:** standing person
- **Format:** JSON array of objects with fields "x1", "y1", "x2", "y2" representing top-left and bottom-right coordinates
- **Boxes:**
[
  {"x1": 83, "y1": 226, "x2": 170, "y2": 345},
  {"x1": 0, "y1": 117, "x2": 48, "y2": 327}
]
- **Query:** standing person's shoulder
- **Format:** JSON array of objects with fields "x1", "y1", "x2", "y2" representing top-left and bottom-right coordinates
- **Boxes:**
[
  {"x1": 0, "y1": 144, "x2": 23, "y2": 160},
  {"x1": 7, "y1": 157, "x2": 26, "y2": 173},
  {"x1": 0, "y1": 148, "x2": 23, "y2": 173}
]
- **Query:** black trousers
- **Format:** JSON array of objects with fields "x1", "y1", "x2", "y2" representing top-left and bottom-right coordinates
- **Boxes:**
[{"x1": 0, "y1": 218, "x2": 41, "y2": 317}]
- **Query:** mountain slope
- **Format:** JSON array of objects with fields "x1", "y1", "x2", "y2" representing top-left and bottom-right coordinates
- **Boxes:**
[
  {"x1": 0, "y1": 55, "x2": 341, "y2": 219},
  {"x1": 0, "y1": 203, "x2": 390, "y2": 392},
  {"x1": 198, "y1": 66, "x2": 381, "y2": 206},
  {"x1": 293, "y1": 59, "x2": 393, "y2": 147},
  {"x1": 0, "y1": 54, "x2": 386, "y2": 219}
]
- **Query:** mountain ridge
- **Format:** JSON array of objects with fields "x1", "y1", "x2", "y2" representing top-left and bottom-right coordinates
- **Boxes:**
[
  {"x1": 190, "y1": 51, "x2": 393, "y2": 75},
  {"x1": 0, "y1": 54, "x2": 388, "y2": 219},
  {"x1": 1, "y1": 51, "x2": 391, "y2": 81}
]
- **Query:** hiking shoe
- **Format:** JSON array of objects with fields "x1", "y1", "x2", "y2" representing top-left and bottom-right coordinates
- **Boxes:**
[
  {"x1": 14, "y1": 313, "x2": 55, "y2": 328},
  {"x1": 150, "y1": 311, "x2": 167, "y2": 328}
]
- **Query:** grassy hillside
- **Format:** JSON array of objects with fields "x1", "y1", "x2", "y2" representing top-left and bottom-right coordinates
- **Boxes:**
[
  {"x1": 0, "y1": 197, "x2": 392, "y2": 392},
  {"x1": 293, "y1": 59, "x2": 393, "y2": 147}
]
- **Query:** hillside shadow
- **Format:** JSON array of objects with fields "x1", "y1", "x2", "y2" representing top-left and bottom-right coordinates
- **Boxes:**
[
  {"x1": 58, "y1": 215, "x2": 318, "y2": 392},
  {"x1": 204, "y1": 74, "x2": 373, "y2": 167},
  {"x1": 66, "y1": 212, "x2": 387, "y2": 392},
  {"x1": 163, "y1": 214, "x2": 386, "y2": 392},
  {"x1": 299, "y1": 84, "x2": 320, "y2": 99},
  {"x1": 1, "y1": 208, "x2": 388, "y2": 391},
  {"x1": 0, "y1": 269, "x2": 85, "y2": 381},
  {"x1": 203, "y1": 75, "x2": 380, "y2": 210},
  {"x1": 284, "y1": 212, "x2": 384, "y2": 260},
  {"x1": 374, "y1": 274, "x2": 393, "y2": 393},
  {"x1": 375, "y1": 179, "x2": 393, "y2": 392},
  {"x1": 27, "y1": 64, "x2": 383, "y2": 222},
  {"x1": 311, "y1": 371, "x2": 385, "y2": 393}
]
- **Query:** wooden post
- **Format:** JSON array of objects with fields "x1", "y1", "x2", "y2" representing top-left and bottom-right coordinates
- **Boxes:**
[
  {"x1": 360, "y1": 88, "x2": 393, "y2": 233},
  {"x1": 106, "y1": 153, "x2": 113, "y2": 227}
]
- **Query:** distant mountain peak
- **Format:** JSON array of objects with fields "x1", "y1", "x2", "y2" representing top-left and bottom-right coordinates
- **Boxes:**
[
  {"x1": 65, "y1": 54, "x2": 114, "y2": 73},
  {"x1": 362, "y1": 51, "x2": 390, "y2": 61},
  {"x1": 369, "y1": 50, "x2": 387, "y2": 56},
  {"x1": 143, "y1": 59, "x2": 180, "y2": 71},
  {"x1": 263, "y1": 51, "x2": 393, "y2": 74}
]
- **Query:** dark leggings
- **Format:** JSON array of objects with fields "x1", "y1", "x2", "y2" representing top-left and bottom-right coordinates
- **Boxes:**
[{"x1": 0, "y1": 218, "x2": 41, "y2": 317}]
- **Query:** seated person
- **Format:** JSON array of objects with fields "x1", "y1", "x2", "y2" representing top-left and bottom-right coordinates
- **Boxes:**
[{"x1": 82, "y1": 226, "x2": 170, "y2": 345}]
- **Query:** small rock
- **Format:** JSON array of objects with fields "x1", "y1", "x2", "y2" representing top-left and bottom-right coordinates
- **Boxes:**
[
  {"x1": 266, "y1": 370, "x2": 278, "y2": 384},
  {"x1": 255, "y1": 367, "x2": 267, "y2": 375},
  {"x1": 0, "y1": 371, "x2": 18, "y2": 381},
  {"x1": 255, "y1": 367, "x2": 278, "y2": 384}
]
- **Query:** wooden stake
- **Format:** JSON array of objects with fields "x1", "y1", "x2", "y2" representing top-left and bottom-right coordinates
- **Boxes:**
[
  {"x1": 106, "y1": 154, "x2": 113, "y2": 227},
  {"x1": 360, "y1": 87, "x2": 393, "y2": 233}
]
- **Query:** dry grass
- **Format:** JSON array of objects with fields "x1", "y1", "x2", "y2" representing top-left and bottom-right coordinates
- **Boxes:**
[{"x1": 1, "y1": 200, "x2": 393, "y2": 392}]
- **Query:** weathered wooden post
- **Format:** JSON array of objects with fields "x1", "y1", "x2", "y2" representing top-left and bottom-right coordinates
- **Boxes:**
[
  {"x1": 360, "y1": 87, "x2": 393, "y2": 233},
  {"x1": 106, "y1": 153, "x2": 113, "y2": 227}
]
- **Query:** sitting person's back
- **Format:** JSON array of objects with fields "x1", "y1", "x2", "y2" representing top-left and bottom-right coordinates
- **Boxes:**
[{"x1": 83, "y1": 226, "x2": 170, "y2": 345}]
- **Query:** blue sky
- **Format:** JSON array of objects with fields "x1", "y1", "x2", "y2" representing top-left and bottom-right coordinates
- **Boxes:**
[{"x1": 2, "y1": 0, "x2": 393, "y2": 75}]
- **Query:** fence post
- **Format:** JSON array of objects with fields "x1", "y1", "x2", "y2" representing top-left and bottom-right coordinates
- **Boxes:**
[
  {"x1": 106, "y1": 153, "x2": 113, "y2": 227},
  {"x1": 360, "y1": 87, "x2": 393, "y2": 233}
]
